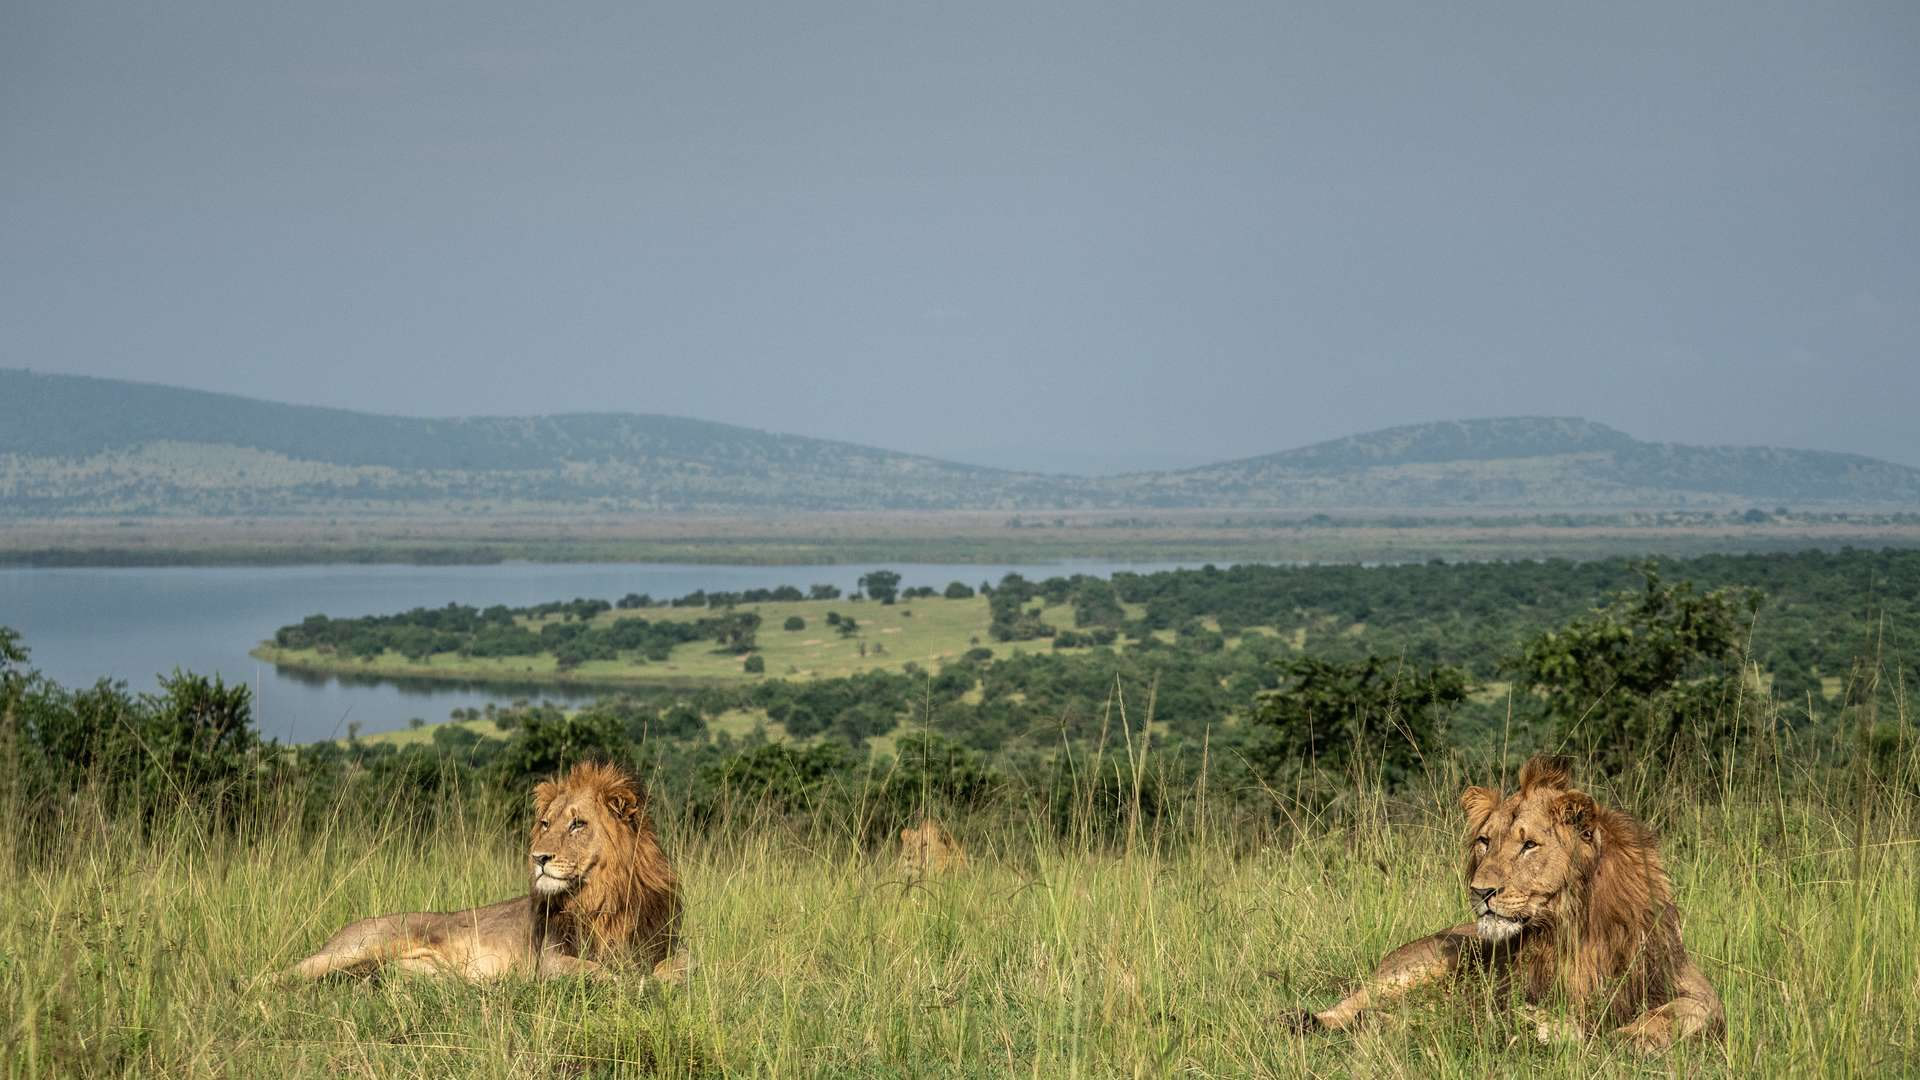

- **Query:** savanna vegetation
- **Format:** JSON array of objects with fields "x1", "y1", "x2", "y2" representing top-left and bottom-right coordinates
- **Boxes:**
[
  {"x1": 265, "y1": 548, "x2": 1918, "y2": 762},
  {"x1": 2, "y1": 546, "x2": 1916, "y2": 1076}
]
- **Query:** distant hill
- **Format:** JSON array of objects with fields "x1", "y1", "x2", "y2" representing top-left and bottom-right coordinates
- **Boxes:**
[
  {"x1": 1115, "y1": 417, "x2": 1920, "y2": 507},
  {"x1": 2, "y1": 370, "x2": 1916, "y2": 514},
  {"x1": 0, "y1": 369, "x2": 1074, "y2": 514}
]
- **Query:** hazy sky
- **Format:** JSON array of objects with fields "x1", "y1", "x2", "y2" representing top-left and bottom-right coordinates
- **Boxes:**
[{"x1": 4, "y1": 2, "x2": 1916, "y2": 473}]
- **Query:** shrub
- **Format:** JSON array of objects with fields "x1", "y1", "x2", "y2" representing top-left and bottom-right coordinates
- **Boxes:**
[{"x1": 1250, "y1": 656, "x2": 1469, "y2": 788}]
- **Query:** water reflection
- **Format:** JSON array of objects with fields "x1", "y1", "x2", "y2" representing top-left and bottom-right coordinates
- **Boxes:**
[{"x1": 270, "y1": 662, "x2": 621, "y2": 700}]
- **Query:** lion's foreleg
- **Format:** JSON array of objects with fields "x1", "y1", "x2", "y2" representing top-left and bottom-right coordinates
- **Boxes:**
[
  {"x1": 1303, "y1": 926, "x2": 1476, "y2": 1032},
  {"x1": 534, "y1": 952, "x2": 608, "y2": 979},
  {"x1": 651, "y1": 948, "x2": 693, "y2": 985},
  {"x1": 1614, "y1": 961, "x2": 1725, "y2": 1052}
]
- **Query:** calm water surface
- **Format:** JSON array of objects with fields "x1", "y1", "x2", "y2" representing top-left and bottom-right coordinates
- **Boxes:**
[{"x1": 0, "y1": 561, "x2": 1196, "y2": 743}]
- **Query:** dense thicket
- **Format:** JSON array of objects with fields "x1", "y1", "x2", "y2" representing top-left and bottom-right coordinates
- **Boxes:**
[{"x1": 275, "y1": 601, "x2": 762, "y2": 669}]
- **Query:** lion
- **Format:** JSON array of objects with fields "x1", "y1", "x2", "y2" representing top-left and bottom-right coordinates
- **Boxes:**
[
  {"x1": 289, "y1": 761, "x2": 684, "y2": 982},
  {"x1": 899, "y1": 818, "x2": 968, "y2": 876},
  {"x1": 1295, "y1": 755, "x2": 1724, "y2": 1052}
]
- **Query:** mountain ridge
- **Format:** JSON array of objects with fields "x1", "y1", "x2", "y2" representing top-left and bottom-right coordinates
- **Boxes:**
[{"x1": 3, "y1": 369, "x2": 1916, "y2": 512}]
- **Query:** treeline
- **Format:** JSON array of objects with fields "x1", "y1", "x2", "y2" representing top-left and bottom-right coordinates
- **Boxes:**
[
  {"x1": 7, "y1": 549, "x2": 1918, "y2": 853},
  {"x1": 274, "y1": 603, "x2": 763, "y2": 669},
  {"x1": 1107, "y1": 548, "x2": 1920, "y2": 697}
]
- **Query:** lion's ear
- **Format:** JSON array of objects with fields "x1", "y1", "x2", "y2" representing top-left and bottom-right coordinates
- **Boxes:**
[
  {"x1": 1553, "y1": 790, "x2": 1597, "y2": 836},
  {"x1": 1460, "y1": 786, "x2": 1500, "y2": 823},
  {"x1": 1518, "y1": 754, "x2": 1573, "y2": 792},
  {"x1": 602, "y1": 787, "x2": 642, "y2": 825}
]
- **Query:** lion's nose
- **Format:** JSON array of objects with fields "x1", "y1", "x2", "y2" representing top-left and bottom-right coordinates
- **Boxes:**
[
  {"x1": 1471, "y1": 886, "x2": 1497, "y2": 904},
  {"x1": 533, "y1": 853, "x2": 553, "y2": 868}
]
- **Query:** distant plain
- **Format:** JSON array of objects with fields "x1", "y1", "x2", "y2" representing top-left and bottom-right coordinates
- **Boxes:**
[{"x1": 8, "y1": 508, "x2": 1920, "y2": 568}]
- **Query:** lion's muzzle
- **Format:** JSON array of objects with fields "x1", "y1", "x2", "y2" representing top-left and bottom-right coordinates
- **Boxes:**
[
  {"x1": 1471, "y1": 887, "x2": 1527, "y2": 941},
  {"x1": 531, "y1": 853, "x2": 578, "y2": 894}
]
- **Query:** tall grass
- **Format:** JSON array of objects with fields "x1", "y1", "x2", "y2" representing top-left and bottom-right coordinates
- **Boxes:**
[{"x1": 3, "y1": 712, "x2": 1916, "y2": 1078}]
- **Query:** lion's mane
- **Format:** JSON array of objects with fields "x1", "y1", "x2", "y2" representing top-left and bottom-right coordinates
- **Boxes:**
[
  {"x1": 532, "y1": 762, "x2": 682, "y2": 971},
  {"x1": 1469, "y1": 756, "x2": 1694, "y2": 1028}
]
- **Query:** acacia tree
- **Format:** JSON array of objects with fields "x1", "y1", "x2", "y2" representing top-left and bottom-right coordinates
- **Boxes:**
[{"x1": 1510, "y1": 566, "x2": 1760, "y2": 773}]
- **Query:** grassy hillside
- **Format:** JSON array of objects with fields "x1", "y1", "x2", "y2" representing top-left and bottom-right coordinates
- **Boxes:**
[
  {"x1": 0, "y1": 369, "x2": 1071, "y2": 513},
  {"x1": 6, "y1": 370, "x2": 1919, "y2": 514},
  {"x1": 1125, "y1": 417, "x2": 1920, "y2": 507}
]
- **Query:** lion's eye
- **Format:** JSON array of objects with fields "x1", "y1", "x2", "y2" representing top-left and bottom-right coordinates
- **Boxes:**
[
  {"x1": 1474, "y1": 836, "x2": 1489, "y2": 848},
  {"x1": 568, "y1": 819, "x2": 586, "y2": 833},
  {"x1": 537, "y1": 820, "x2": 549, "y2": 830},
  {"x1": 1521, "y1": 839, "x2": 1539, "y2": 852}
]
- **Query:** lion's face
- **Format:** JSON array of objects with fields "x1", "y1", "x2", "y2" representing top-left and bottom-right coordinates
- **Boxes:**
[
  {"x1": 1460, "y1": 759, "x2": 1598, "y2": 943},
  {"x1": 899, "y1": 820, "x2": 963, "y2": 875},
  {"x1": 529, "y1": 774, "x2": 642, "y2": 897}
]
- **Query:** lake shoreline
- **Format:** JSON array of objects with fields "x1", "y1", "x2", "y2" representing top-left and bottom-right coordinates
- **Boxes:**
[
  {"x1": 250, "y1": 644, "x2": 746, "y2": 691},
  {"x1": 5, "y1": 559, "x2": 1162, "y2": 743}
]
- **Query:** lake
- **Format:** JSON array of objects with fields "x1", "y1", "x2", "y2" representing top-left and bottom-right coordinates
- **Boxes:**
[{"x1": 0, "y1": 560, "x2": 1198, "y2": 743}]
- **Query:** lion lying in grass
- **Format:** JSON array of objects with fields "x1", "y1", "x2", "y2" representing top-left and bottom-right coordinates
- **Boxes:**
[
  {"x1": 1297, "y1": 756, "x2": 1724, "y2": 1052},
  {"x1": 290, "y1": 762, "x2": 684, "y2": 982},
  {"x1": 899, "y1": 819, "x2": 968, "y2": 876}
]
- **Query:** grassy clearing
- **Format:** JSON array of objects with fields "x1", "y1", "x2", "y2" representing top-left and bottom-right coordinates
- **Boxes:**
[
  {"x1": 254, "y1": 596, "x2": 1007, "y2": 691},
  {"x1": 4, "y1": 757, "x2": 1916, "y2": 1078},
  {"x1": 254, "y1": 597, "x2": 1124, "y2": 695}
]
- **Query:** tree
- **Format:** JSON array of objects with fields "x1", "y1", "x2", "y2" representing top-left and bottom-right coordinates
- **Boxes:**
[
  {"x1": 944, "y1": 581, "x2": 975, "y2": 600},
  {"x1": 744, "y1": 654, "x2": 766, "y2": 674},
  {"x1": 712, "y1": 612, "x2": 761, "y2": 655},
  {"x1": 0, "y1": 626, "x2": 25, "y2": 676},
  {"x1": 859, "y1": 570, "x2": 902, "y2": 605},
  {"x1": 1510, "y1": 566, "x2": 1759, "y2": 773},
  {"x1": 0, "y1": 627, "x2": 26, "y2": 712},
  {"x1": 657, "y1": 703, "x2": 706, "y2": 739},
  {"x1": 783, "y1": 615, "x2": 806, "y2": 632},
  {"x1": 492, "y1": 706, "x2": 627, "y2": 788},
  {"x1": 1250, "y1": 656, "x2": 1469, "y2": 787}
]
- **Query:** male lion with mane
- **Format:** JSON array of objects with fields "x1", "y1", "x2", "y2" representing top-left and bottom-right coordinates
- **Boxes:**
[
  {"x1": 1296, "y1": 755, "x2": 1723, "y2": 1052},
  {"x1": 290, "y1": 762, "x2": 684, "y2": 982}
]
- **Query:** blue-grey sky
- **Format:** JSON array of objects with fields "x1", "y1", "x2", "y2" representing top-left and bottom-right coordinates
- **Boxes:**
[{"x1": 4, "y1": 2, "x2": 1916, "y2": 473}]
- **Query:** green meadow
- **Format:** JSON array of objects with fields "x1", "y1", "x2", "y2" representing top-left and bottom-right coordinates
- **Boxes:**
[
  {"x1": 5, "y1": 752, "x2": 1916, "y2": 1078},
  {"x1": 253, "y1": 595, "x2": 1110, "y2": 690}
]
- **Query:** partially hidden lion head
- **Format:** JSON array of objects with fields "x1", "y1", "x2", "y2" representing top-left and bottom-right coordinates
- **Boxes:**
[
  {"x1": 899, "y1": 819, "x2": 967, "y2": 876},
  {"x1": 1460, "y1": 755, "x2": 1617, "y2": 944},
  {"x1": 530, "y1": 762, "x2": 681, "y2": 964}
]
